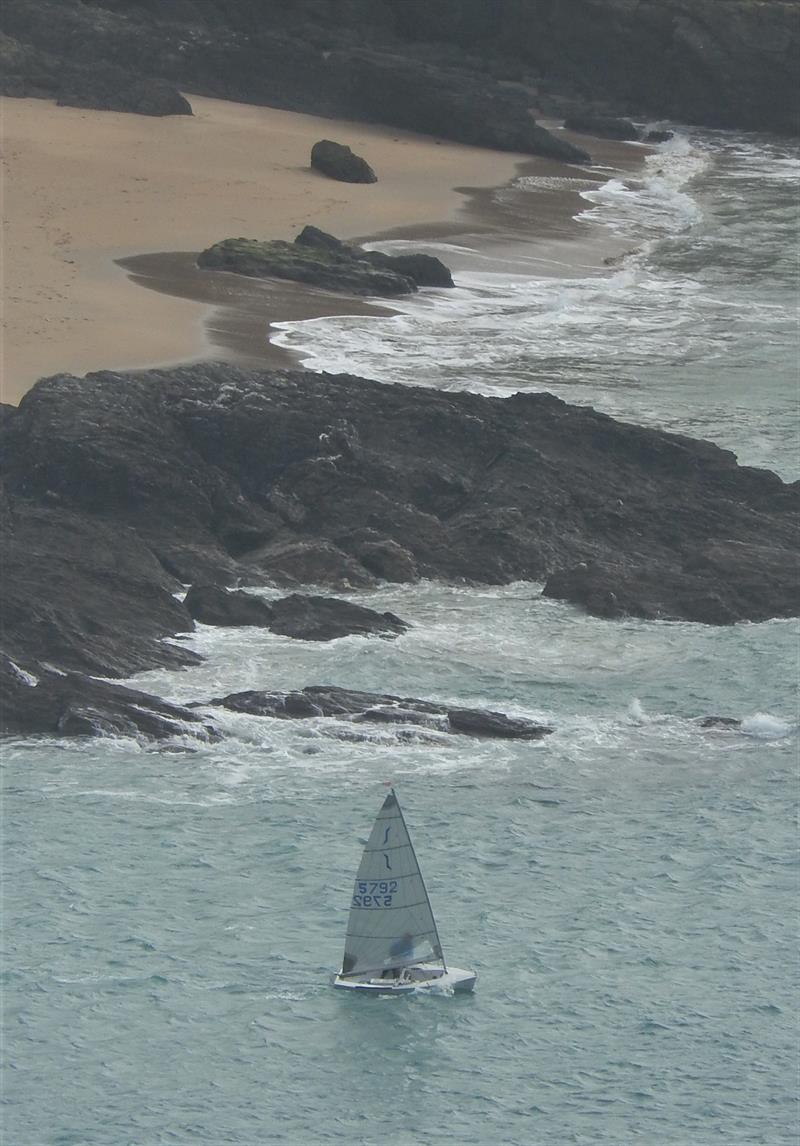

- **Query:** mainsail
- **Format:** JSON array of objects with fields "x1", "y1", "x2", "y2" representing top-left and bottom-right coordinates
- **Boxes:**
[{"x1": 340, "y1": 790, "x2": 445, "y2": 977}]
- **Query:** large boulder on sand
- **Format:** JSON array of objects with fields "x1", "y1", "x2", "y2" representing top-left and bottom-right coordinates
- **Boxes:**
[
  {"x1": 198, "y1": 227, "x2": 454, "y2": 296},
  {"x1": 296, "y1": 225, "x2": 454, "y2": 288},
  {"x1": 311, "y1": 139, "x2": 377, "y2": 183}
]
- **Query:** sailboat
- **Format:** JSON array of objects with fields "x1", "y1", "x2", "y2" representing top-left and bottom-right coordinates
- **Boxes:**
[{"x1": 333, "y1": 789, "x2": 477, "y2": 994}]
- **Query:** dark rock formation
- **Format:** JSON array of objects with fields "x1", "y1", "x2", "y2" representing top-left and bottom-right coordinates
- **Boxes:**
[
  {"x1": 57, "y1": 72, "x2": 192, "y2": 116},
  {"x1": 699, "y1": 716, "x2": 742, "y2": 730},
  {"x1": 0, "y1": 24, "x2": 192, "y2": 116},
  {"x1": 269, "y1": 595, "x2": 408, "y2": 641},
  {"x1": 198, "y1": 237, "x2": 416, "y2": 297},
  {"x1": 0, "y1": 0, "x2": 589, "y2": 157},
  {"x1": 184, "y1": 584, "x2": 275, "y2": 627},
  {"x1": 198, "y1": 228, "x2": 453, "y2": 297},
  {"x1": 1, "y1": 653, "x2": 217, "y2": 741},
  {"x1": 2, "y1": 364, "x2": 797, "y2": 673},
  {"x1": 184, "y1": 583, "x2": 408, "y2": 640},
  {"x1": 645, "y1": 129, "x2": 674, "y2": 144},
  {"x1": 544, "y1": 540, "x2": 800, "y2": 624},
  {"x1": 564, "y1": 115, "x2": 639, "y2": 141},
  {"x1": 3, "y1": 0, "x2": 796, "y2": 138},
  {"x1": 1, "y1": 498, "x2": 200, "y2": 679},
  {"x1": 212, "y1": 685, "x2": 553, "y2": 740},
  {"x1": 296, "y1": 225, "x2": 454, "y2": 288},
  {"x1": 310, "y1": 139, "x2": 377, "y2": 183}
]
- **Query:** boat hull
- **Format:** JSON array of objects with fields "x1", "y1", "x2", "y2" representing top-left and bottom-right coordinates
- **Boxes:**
[{"x1": 333, "y1": 963, "x2": 476, "y2": 995}]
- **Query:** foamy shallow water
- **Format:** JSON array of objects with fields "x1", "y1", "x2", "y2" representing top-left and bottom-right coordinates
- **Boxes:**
[
  {"x1": 4, "y1": 128, "x2": 799, "y2": 1145},
  {"x1": 273, "y1": 130, "x2": 800, "y2": 480}
]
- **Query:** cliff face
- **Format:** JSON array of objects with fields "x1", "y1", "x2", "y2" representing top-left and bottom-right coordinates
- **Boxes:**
[
  {"x1": 419, "y1": 0, "x2": 800, "y2": 135},
  {"x1": 1, "y1": 0, "x2": 797, "y2": 135}
]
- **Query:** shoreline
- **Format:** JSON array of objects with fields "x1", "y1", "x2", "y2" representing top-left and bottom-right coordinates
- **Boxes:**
[{"x1": 2, "y1": 93, "x2": 648, "y2": 403}]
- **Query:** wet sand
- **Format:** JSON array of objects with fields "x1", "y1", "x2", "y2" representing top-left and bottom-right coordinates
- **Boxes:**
[{"x1": 1, "y1": 93, "x2": 647, "y2": 402}]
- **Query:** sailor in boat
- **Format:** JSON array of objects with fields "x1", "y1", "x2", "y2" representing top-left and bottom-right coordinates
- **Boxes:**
[{"x1": 380, "y1": 932, "x2": 415, "y2": 980}]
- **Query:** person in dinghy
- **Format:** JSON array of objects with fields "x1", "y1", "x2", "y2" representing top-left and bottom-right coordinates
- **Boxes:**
[{"x1": 332, "y1": 789, "x2": 477, "y2": 994}]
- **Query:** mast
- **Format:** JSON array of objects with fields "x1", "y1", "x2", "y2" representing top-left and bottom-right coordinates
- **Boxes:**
[{"x1": 392, "y1": 789, "x2": 447, "y2": 973}]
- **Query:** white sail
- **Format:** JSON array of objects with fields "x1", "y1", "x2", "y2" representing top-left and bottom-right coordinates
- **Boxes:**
[{"x1": 340, "y1": 790, "x2": 444, "y2": 977}]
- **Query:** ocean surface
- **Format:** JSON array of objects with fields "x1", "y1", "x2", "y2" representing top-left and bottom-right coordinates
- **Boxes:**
[{"x1": 3, "y1": 128, "x2": 799, "y2": 1145}]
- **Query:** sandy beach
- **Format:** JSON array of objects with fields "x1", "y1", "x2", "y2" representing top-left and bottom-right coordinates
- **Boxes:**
[{"x1": 1, "y1": 93, "x2": 643, "y2": 404}]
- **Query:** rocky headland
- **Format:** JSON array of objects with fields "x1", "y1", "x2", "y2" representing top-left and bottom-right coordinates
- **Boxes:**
[
  {"x1": 1, "y1": 0, "x2": 797, "y2": 138},
  {"x1": 2, "y1": 364, "x2": 797, "y2": 741}
]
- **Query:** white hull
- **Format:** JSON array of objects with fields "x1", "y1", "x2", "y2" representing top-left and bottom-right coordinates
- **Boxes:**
[{"x1": 333, "y1": 962, "x2": 476, "y2": 995}]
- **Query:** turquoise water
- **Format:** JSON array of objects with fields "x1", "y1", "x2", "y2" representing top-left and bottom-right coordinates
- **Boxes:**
[{"x1": 3, "y1": 129, "x2": 799, "y2": 1145}]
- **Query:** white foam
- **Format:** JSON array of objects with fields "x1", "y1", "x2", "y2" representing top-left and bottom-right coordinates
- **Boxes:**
[
  {"x1": 740, "y1": 712, "x2": 794, "y2": 740},
  {"x1": 8, "y1": 660, "x2": 38, "y2": 687}
]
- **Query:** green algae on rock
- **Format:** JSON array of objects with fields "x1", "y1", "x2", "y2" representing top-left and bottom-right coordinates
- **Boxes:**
[{"x1": 197, "y1": 227, "x2": 454, "y2": 296}]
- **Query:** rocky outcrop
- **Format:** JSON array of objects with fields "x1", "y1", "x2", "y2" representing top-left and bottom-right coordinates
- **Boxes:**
[
  {"x1": 184, "y1": 584, "x2": 275, "y2": 627},
  {"x1": 184, "y1": 583, "x2": 408, "y2": 640},
  {"x1": 296, "y1": 225, "x2": 454, "y2": 287},
  {"x1": 211, "y1": 685, "x2": 553, "y2": 740},
  {"x1": 1, "y1": 364, "x2": 796, "y2": 669},
  {"x1": 1, "y1": 362, "x2": 797, "y2": 739},
  {"x1": 2, "y1": 0, "x2": 796, "y2": 138},
  {"x1": 0, "y1": 0, "x2": 588, "y2": 158},
  {"x1": 198, "y1": 237, "x2": 414, "y2": 297},
  {"x1": 269, "y1": 595, "x2": 408, "y2": 641},
  {"x1": 564, "y1": 114, "x2": 639, "y2": 140},
  {"x1": 544, "y1": 541, "x2": 800, "y2": 624},
  {"x1": 310, "y1": 139, "x2": 377, "y2": 183},
  {"x1": 198, "y1": 227, "x2": 453, "y2": 297},
  {"x1": 0, "y1": 653, "x2": 217, "y2": 741}
]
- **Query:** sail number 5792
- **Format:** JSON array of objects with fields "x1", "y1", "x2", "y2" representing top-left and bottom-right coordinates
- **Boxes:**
[{"x1": 352, "y1": 879, "x2": 398, "y2": 907}]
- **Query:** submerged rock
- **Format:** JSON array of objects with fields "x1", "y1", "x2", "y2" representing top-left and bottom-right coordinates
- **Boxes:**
[
  {"x1": 212, "y1": 685, "x2": 553, "y2": 740},
  {"x1": 310, "y1": 139, "x2": 377, "y2": 183}
]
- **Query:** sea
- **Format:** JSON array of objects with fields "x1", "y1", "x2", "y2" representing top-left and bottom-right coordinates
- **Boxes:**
[{"x1": 3, "y1": 128, "x2": 799, "y2": 1145}]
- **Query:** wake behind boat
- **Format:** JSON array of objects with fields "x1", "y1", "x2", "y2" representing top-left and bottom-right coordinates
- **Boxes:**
[{"x1": 333, "y1": 789, "x2": 476, "y2": 995}]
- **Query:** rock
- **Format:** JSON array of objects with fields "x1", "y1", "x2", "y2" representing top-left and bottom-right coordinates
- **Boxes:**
[
  {"x1": 356, "y1": 539, "x2": 420, "y2": 583},
  {"x1": 364, "y1": 250, "x2": 454, "y2": 288},
  {"x1": 199, "y1": 228, "x2": 454, "y2": 296},
  {"x1": 564, "y1": 114, "x2": 639, "y2": 140},
  {"x1": 699, "y1": 716, "x2": 742, "y2": 730},
  {"x1": 268, "y1": 594, "x2": 408, "y2": 641},
  {"x1": 183, "y1": 582, "x2": 407, "y2": 638},
  {"x1": 197, "y1": 236, "x2": 416, "y2": 297},
  {"x1": 1, "y1": 361, "x2": 797, "y2": 700},
  {"x1": 1, "y1": 0, "x2": 796, "y2": 136},
  {"x1": 0, "y1": 494, "x2": 201, "y2": 678},
  {"x1": 310, "y1": 139, "x2": 377, "y2": 183},
  {"x1": 57, "y1": 73, "x2": 192, "y2": 116},
  {"x1": 645, "y1": 129, "x2": 674, "y2": 143},
  {"x1": 0, "y1": 653, "x2": 218, "y2": 741},
  {"x1": 328, "y1": 46, "x2": 591, "y2": 162},
  {"x1": 211, "y1": 684, "x2": 553, "y2": 739},
  {"x1": 184, "y1": 584, "x2": 274, "y2": 627},
  {"x1": 543, "y1": 541, "x2": 800, "y2": 625},
  {"x1": 296, "y1": 226, "x2": 454, "y2": 288},
  {"x1": 241, "y1": 539, "x2": 377, "y2": 590}
]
